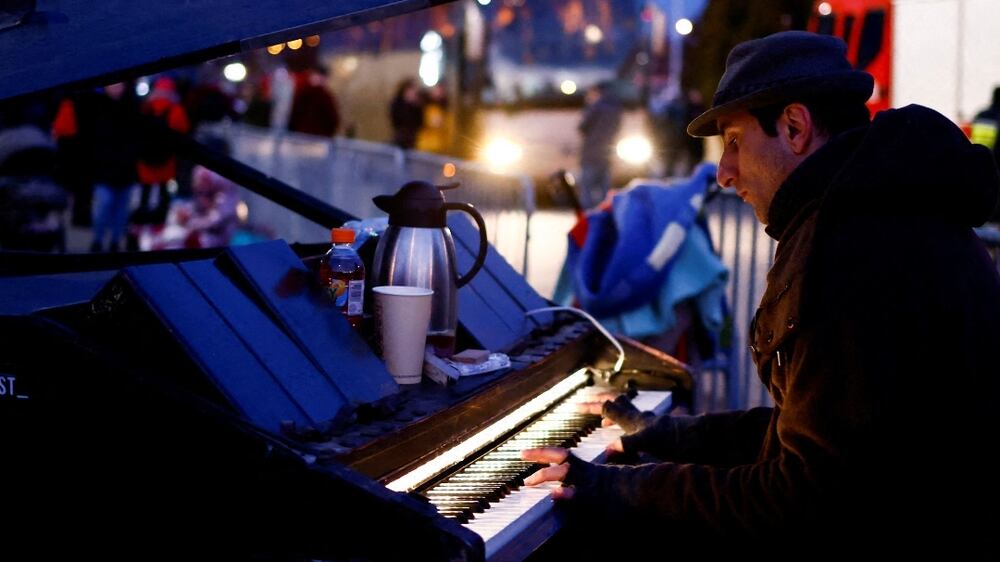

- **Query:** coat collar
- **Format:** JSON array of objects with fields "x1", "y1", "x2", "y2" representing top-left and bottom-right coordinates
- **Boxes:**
[{"x1": 765, "y1": 125, "x2": 867, "y2": 240}]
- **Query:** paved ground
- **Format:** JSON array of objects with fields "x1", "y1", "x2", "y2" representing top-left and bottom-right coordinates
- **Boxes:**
[{"x1": 65, "y1": 224, "x2": 92, "y2": 253}]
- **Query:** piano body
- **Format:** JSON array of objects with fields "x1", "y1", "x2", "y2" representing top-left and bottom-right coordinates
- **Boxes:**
[{"x1": 0, "y1": 2, "x2": 692, "y2": 559}]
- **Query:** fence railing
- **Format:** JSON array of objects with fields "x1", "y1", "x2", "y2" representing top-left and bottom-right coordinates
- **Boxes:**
[
  {"x1": 207, "y1": 123, "x2": 535, "y2": 275},
  {"x1": 697, "y1": 190, "x2": 774, "y2": 412}
]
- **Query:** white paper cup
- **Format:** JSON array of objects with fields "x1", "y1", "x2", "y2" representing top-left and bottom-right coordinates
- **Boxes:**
[{"x1": 373, "y1": 285, "x2": 434, "y2": 384}]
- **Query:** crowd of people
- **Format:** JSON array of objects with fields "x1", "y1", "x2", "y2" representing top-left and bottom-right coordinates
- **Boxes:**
[
  {"x1": 3, "y1": 47, "x2": 998, "y2": 257},
  {"x1": 0, "y1": 63, "x2": 462, "y2": 253},
  {"x1": 47, "y1": 75, "x2": 229, "y2": 252}
]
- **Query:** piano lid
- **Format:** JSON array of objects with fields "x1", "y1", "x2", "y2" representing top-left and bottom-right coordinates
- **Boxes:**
[{"x1": 0, "y1": 0, "x2": 453, "y2": 102}]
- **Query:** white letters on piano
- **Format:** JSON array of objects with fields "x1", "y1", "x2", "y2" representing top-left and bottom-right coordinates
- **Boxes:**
[{"x1": 0, "y1": 374, "x2": 25, "y2": 399}]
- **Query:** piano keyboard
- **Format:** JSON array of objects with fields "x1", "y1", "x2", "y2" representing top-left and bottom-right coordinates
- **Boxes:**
[{"x1": 421, "y1": 385, "x2": 672, "y2": 560}]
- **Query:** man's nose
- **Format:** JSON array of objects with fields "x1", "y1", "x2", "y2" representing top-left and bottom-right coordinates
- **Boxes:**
[{"x1": 717, "y1": 153, "x2": 736, "y2": 188}]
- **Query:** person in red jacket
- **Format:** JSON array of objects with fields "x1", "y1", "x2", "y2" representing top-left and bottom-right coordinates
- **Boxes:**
[{"x1": 132, "y1": 76, "x2": 190, "y2": 232}]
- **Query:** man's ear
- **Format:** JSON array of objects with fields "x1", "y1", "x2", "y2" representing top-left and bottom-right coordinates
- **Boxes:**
[{"x1": 780, "y1": 103, "x2": 816, "y2": 155}]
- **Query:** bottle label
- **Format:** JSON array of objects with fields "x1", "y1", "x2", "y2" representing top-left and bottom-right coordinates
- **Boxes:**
[
  {"x1": 328, "y1": 279, "x2": 348, "y2": 307},
  {"x1": 347, "y1": 279, "x2": 364, "y2": 315}
]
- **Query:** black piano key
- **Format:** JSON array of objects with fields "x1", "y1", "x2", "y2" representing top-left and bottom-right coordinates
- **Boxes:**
[
  {"x1": 515, "y1": 429, "x2": 581, "y2": 436},
  {"x1": 435, "y1": 509, "x2": 473, "y2": 523},
  {"x1": 437, "y1": 480, "x2": 512, "y2": 493},
  {"x1": 459, "y1": 460, "x2": 530, "y2": 470},
  {"x1": 459, "y1": 463, "x2": 534, "y2": 472},
  {"x1": 430, "y1": 498, "x2": 488, "y2": 514},
  {"x1": 434, "y1": 490, "x2": 505, "y2": 503},
  {"x1": 430, "y1": 485, "x2": 505, "y2": 495},
  {"x1": 429, "y1": 494, "x2": 492, "y2": 509},
  {"x1": 433, "y1": 482, "x2": 510, "y2": 490}
]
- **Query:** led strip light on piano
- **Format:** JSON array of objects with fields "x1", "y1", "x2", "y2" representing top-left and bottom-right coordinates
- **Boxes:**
[{"x1": 386, "y1": 369, "x2": 591, "y2": 493}]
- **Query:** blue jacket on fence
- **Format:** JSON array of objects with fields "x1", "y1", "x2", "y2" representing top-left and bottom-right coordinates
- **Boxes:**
[{"x1": 553, "y1": 163, "x2": 728, "y2": 338}]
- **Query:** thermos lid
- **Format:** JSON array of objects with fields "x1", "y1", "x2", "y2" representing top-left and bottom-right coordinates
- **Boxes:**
[{"x1": 373, "y1": 181, "x2": 460, "y2": 228}]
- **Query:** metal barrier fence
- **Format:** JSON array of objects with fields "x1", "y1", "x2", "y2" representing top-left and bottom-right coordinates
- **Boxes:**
[
  {"x1": 698, "y1": 190, "x2": 774, "y2": 412},
  {"x1": 207, "y1": 123, "x2": 535, "y2": 274}
]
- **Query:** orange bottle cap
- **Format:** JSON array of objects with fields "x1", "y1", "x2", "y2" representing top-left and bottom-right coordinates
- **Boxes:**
[{"x1": 331, "y1": 227, "x2": 355, "y2": 244}]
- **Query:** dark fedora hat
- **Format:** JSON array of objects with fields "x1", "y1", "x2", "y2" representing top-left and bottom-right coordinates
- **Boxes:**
[{"x1": 687, "y1": 31, "x2": 874, "y2": 137}]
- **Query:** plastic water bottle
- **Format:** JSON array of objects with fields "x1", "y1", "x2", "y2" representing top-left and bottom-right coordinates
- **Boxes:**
[{"x1": 318, "y1": 227, "x2": 365, "y2": 328}]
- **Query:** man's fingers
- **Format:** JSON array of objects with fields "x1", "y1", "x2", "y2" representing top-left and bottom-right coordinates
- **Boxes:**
[
  {"x1": 523, "y1": 462, "x2": 570, "y2": 486},
  {"x1": 606, "y1": 438, "x2": 624, "y2": 454},
  {"x1": 592, "y1": 391, "x2": 619, "y2": 402},
  {"x1": 521, "y1": 446, "x2": 569, "y2": 464},
  {"x1": 550, "y1": 485, "x2": 575, "y2": 500},
  {"x1": 574, "y1": 392, "x2": 621, "y2": 415},
  {"x1": 602, "y1": 417, "x2": 615, "y2": 427},
  {"x1": 574, "y1": 400, "x2": 605, "y2": 415}
]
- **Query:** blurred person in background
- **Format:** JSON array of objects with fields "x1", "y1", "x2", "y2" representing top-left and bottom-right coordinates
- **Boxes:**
[
  {"x1": 179, "y1": 66, "x2": 238, "y2": 199},
  {"x1": 184, "y1": 66, "x2": 238, "y2": 131},
  {"x1": 0, "y1": 110, "x2": 67, "y2": 252},
  {"x1": 389, "y1": 78, "x2": 424, "y2": 150},
  {"x1": 52, "y1": 82, "x2": 141, "y2": 252},
  {"x1": 417, "y1": 83, "x2": 450, "y2": 153},
  {"x1": 577, "y1": 81, "x2": 622, "y2": 207},
  {"x1": 131, "y1": 76, "x2": 191, "y2": 241},
  {"x1": 240, "y1": 77, "x2": 273, "y2": 129},
  {"x1": 269, "y1": 66, "x2": 295, "y2": 131},
  {"x1": 288, "y1": 64, "x2": 340, "y2": 137},
  {"x1": 143, "y1": 162, "x2": 241, "y2": 251}
]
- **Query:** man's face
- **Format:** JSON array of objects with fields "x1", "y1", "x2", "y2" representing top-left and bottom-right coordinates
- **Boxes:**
[{"x1": 716, "y1": 110, "x2": 795, "y2": 224}]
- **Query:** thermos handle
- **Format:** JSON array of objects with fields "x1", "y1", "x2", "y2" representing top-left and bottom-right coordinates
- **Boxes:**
[{"x1": 444, "y1": 202, "x2": 488, "y2": 288}]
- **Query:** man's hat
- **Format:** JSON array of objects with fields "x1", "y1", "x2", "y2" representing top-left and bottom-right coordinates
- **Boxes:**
[{"x1": 687, "y1": 31, "x2": 874, "y2": 137}]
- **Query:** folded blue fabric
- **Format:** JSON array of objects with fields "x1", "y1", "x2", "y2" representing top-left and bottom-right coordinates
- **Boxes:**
[
  {"x1": 554, "y1": 163, "x2": 728, "y2": 338},
  {"x1": 568, "y1": 163, "x2": 720, "y2": 315}
]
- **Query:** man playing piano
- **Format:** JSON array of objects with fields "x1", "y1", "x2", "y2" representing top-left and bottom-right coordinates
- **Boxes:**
[{"x1": 522, "y1": 31, "x2": 1000, "y2": 555}]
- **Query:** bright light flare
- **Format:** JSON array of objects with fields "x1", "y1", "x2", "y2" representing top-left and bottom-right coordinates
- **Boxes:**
[
  {"x1": 236, "y1": 202, "x2": 249, "y2": 223},
  {"x1": 286, "y1": 38, "x2": 303, "y2": 50},
  {"x1": 818, "y1": 2, "x2": 832, "y2": 16},
  {"x1": 584, "y1": 24, "x2": 603, "y2": 44},
  {"x1": 675, "y1": 18, "x2": 693, "y2": 36},
  {"x1": 421, "y1": 30, "x2": 443, "y2": 52},
  {"x1": 419, "y1": 51, "x2": 443, "y2": 86},
  {"x1": 223, "y1": 62, "x2": 247, "y2": 82},
  {"x1": 266, "y1": 43, "x2": 284, "y2": 55},
  {"x1": 560, "y1": 80, "x2": 578, "y2": 95},
  {"x1": 481, "y1": 138, "x2": 523, "y2": 170},
  {"x1": 616, "y1": 135, "x2": 653, "y2": 165}
]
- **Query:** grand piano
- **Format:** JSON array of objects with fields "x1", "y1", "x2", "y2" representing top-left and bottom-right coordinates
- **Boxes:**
[{"x1": 0, "y1": 2, "x2": 692, "y2": 559}]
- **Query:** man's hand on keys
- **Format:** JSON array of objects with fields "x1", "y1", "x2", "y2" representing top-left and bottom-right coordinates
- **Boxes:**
[{"x1": 521, "y1": 446, "x2": 575, "y2": 500}]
